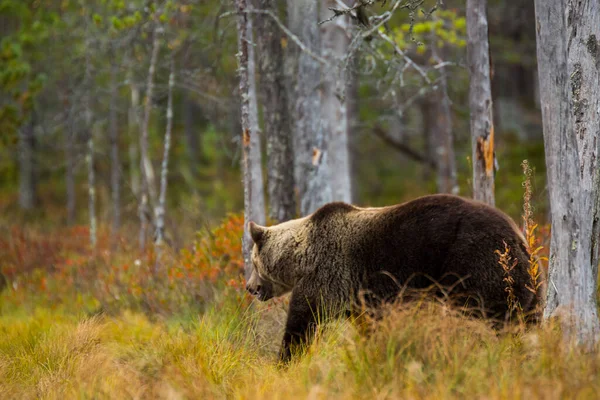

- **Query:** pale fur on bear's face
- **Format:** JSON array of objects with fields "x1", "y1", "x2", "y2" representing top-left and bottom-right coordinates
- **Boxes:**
[{"x1": 245, "y1": 219, "x2": 311, "y2": 301}]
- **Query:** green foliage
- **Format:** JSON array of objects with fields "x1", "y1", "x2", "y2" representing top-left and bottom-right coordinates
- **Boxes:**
[
  {"x1": 390, "y1": 9, "x2": 467, "y2": 54},
  {"x1": 0, "y1": 0, "x2": 58, "y2": 141}
]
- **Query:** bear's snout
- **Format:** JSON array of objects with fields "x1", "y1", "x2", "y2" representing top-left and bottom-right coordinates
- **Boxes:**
[
  {"x1": 246, "y1": 271, "x2": 274, "y2": 301},
  {"x1": 245, "y1": 282, "x2": 261, "y2": 296}
]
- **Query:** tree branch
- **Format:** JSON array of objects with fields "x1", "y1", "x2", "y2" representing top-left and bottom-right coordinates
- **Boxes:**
[{"x1": 372, "y1": 124, "x2": 434, "y2": 166}]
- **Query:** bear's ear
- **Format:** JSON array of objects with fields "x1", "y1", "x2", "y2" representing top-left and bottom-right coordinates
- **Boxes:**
[{"x1": 249, "y1": 221, "x2": 267, "y2": 244}]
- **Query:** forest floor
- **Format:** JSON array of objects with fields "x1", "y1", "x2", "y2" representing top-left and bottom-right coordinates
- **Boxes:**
[
  {"x1": 1, "y1": 215, "x2": 599, "y2": 399},
  {"x1": 2, "y1": 295, "x2": 600, "y2": 399}
]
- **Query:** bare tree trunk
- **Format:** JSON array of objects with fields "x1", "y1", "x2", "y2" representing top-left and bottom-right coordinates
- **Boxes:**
[
  {"x1": 87, "y1": 126, "x2": 97, "y2": 249},
  {"x1": 286, "y1": 0, "x2": 301, "y2": 189},
  {"x1": 65, "y1": 104, "x2": 76, "y2": 225},
  {"x1": 321, "y1": 0, "x2": 352, "y2": 203},
  {"x1": 237, "y1": 0, "x2": 266, "y2": 280},
  {"x1": 467, "y1": 0, "x2": 495, "y2": 205},
  {"x1": 247, "y1": 5, "x2": 266, "y2": 228},
  {"x1": 154, "y1": 57, "x2": 175, "y2": 251},
  {"x1": 83, "y1": 45, "x2": 96, "y2": 248},
  {"x1": 109, "y1": 55, "x2": 120, "y2": 234},
  {"x1": 425, "y1": 75, "x2": 458, "y2": 193},
  {"x1": 294, "y1": 0, "x2": 330, "y2": 215},
  {"x1": 128, "y1": 76, "x2": 141, "y2": 197},
  {"x1": 534, "y1": 0, "x2": 600, "y2": 345},
  {"x1": 18, "y1": 115, "x2": 36, "y2": 210},
  {"x1": 255, "y1": 0, "x2": 296, "y2": 222},
  {"x1": 346, "y1": 49, "x2": 360, "y2": 203},
  {"x1": 139, "y1": 22, "x2": 160, "y2": 251}
]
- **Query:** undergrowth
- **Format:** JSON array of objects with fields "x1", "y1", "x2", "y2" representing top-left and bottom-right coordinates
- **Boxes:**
[{"x1": 1, "y1": 160, "x2": 599, "y2": 399}]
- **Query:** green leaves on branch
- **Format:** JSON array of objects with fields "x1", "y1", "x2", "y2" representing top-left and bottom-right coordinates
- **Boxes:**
[{"x1": 390, "y1": 9, "x2": 467, "y2": 54}]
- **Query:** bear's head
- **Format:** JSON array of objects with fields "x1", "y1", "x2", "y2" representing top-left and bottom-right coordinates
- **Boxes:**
[{"x1": 245, "y1": 219, "x2": 310, "y2": 301}]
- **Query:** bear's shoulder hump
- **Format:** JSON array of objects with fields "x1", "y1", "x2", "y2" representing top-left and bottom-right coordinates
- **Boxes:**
[{"x1": 310, "y1": 202, "x2": 355, "y2": 223}]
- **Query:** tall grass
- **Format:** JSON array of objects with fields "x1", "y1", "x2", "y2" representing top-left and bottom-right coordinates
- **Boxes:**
[
  {"x1": 1, "y1": 161, "x2": 599, "y2": 399},
  {"x1": 1, "y1": 300, "x2": 600, "y2": 399}
]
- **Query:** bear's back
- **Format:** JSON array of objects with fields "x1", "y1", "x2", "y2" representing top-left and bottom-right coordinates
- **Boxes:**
[{"x1": 310, "y1": 194, "x2": 534, "y2": 316}]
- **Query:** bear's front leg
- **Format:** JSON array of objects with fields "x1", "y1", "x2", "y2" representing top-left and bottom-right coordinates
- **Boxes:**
[{"x1": 278, "y1": 287, "x2": 319, "y2": 364}]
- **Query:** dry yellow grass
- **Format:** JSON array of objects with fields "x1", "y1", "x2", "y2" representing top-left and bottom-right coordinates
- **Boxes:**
[{"x1": 1, "y1": 298, "x2": 599, "y2": 400}]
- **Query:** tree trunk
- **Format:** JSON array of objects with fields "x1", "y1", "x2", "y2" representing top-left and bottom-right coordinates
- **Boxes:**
[
  {"x1": 83, "y1": 47, "x2": 96, "y2": 249},
  {"x1": 128, "y1": 78, "x2": 141, "y2": 197},
  {"x1": 87, "y1": 126, "x2": 97, "y2": 249},
  {"x1": 293, "y1": 0, "x2": 330, "y2": 215},
  {"x1": 18, "y1": 115, "x2": 36, "y2": 210},
  {"x1": 255, "y1": 0, "x2": 296, "y2": 222},
  {"x1": 109, "y1": 55, "x2": 120, "y2": 234},
  {"x1": 321, "y1": 0, "x2": 352, "y2": 203},
  {"x1": 247, "y1": 7, "x2": 266, "y2": 229},
  {"x1": 65, "y1": 104, "x2": 76, "y2": 225},
  {"x1": 425, "y1": 70, "x2": 458, "y2": 193},
  {"x1": 154, "y1": 57, "x2": 175, "y2": 252},
  {"x1": 286, "y1": 0, "x2": 300, "y2": 188},
  {"x1": 346, "y1": 48, "x2": 360, "y2": 203},
  {"x1": 467, "y1": 0, "x2": 495, "y2": 205},
  {"x1": 534, "y1": 0, "x2": 600, "y2": 345},
  {"x1": 237, "y1": 0, "x2": 266, "y2": 280},
  {"x1": 139, "y1": 22, "x2": 161, "y2": 251}
]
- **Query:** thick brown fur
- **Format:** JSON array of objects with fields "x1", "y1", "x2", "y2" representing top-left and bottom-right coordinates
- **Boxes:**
[{"x1": 246, "y1": 194, "x2": 536, "y2": 363}]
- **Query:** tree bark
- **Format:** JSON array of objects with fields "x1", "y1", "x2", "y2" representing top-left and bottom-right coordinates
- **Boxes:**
[
  {"x1": 154, "y1": 57, "x2": 175, "y2": 251},
  {"x1": 237, "y1": 0, "x2": 266, "y2": 280},
  {"x1": 534, "y1": 0, "x2": 600, "y2": 345},
  {"x1": 346, "y1": 46, "x2": 360, "y2": 203},
  {"x1": 255, "y1": 0, "x2": 297, "y2": 222},
  {"x1": 293, "y1": 0, "x2": 331, "y2": 215},
  {"x1": 109, "y1": 54, "x2": 120, "y2": 234},
  {"x1": 467, "y1": 0, "x2": 495, "y2": 205},
  {"x1": 321, "y1": 0, "x2": 352, "y2": 203},
  {"x1": 139, "y1": 22, "x2": 161, "y2": 251},
  {"x1": 424, "y1": 69, "x2": 458, "y2": 194},
  {"x1": 285, "y1": 0, "x2": 300, "y2": 180},
  {"x1": 84, "y1": 46, "x2": 96, "y2": 249},
  {"x1": 247, "y1": 4, "x2": 266, "y2": 225},
  {"x1": 18, "y1": 115, "x2": 36, "y2": 210},
  {"x1": 128, "y1": 76, "x2": 141, "y2": 197},
  {"x1": 87, "y1": 126, "x2": 97, "y2": 249},
  {"x1": 65, "y1": 103, "x2": 76, "y2": 225}
]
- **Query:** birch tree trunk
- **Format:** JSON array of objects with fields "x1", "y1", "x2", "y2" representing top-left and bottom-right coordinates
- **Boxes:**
[
  {"x1": 467, "y1": 0, "x2": 495, "y2": 205},
  {"x1": 294, "y1": 0, "x2": 330, "y2": 215},
  {"x1": 534, "y1": 0, "x2": 600, "y2": 345},
  {"x1": 18, "y1": 115, "x2": 36, "y2": 210},
  {"x1": 321, "y1": 0, "x2": 352, "y2": 203},
  {"x1": 109, "y1": 55, "x2": 120, "y2": 234},
  {"x1": 255, "y1": 0, "x2": 296, "y2": 222},
  {"x1": 128, "y1": 75, "x2": 141, "y2": 197},
  {"x1": 154, "y1": 57, "x2": 175, "y2": 251},
  {"x1": 139, "y1": 22, "x2": 160, "y2": 251},
  {"x1": 237, "y1": 0, "x2": 266, "y2": 280}
]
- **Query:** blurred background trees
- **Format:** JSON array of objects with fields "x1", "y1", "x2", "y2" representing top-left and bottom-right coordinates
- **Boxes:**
[
  {"x1": 3, "y1": 0, "x2": 600, "y2": 347},
  {"x1": 0, "y1": 0, "x2": 546, "y2": 240}
]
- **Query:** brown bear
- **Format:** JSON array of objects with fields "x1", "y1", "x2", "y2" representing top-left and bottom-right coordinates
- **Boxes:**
[{"x1": 246, "y1": 194, "x2": 536, "y2": 363}]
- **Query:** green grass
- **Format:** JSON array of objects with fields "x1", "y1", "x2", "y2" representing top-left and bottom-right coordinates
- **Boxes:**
[{"x1": 1, "y1": 297, "x2": 599, "y2": 399}]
